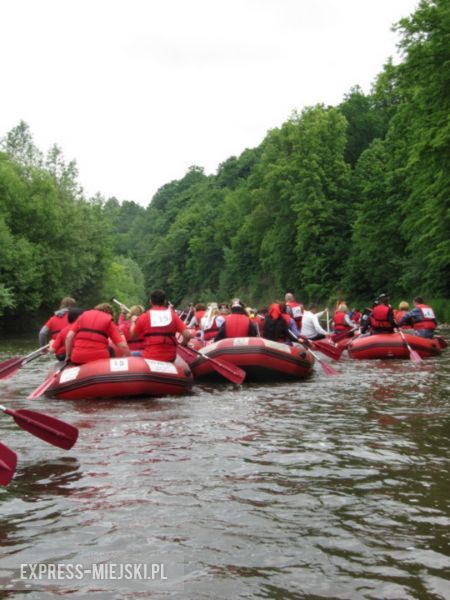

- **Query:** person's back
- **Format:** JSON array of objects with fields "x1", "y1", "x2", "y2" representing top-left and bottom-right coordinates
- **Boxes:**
[
  {"x1": 399, "y1": 297, "x2": 437, "y2": 338},
  {"x1": 215, "y1": 299, "x2": 257, "y2": 340},
  {"x1": 370, "y1": 294, "x2": 395, "y2": 334},
  {"x1": 67, "y1": 303, "x2": 129, "y2": 364},
  {"x1": 39, "y1": 296, "x2": 76, "y2": 346},
  {"x1": 300, "y1": 304, "x2": 327, "y2": 340},
  {"x1": 333, "y1": 303, "x2": 353, "y2": 333},
  {"x1": 263, "y1": 303, "x2": 291, "y2": 343},
  {"x1": 132, "y1": 289, "x2": 191, "y2": 361}
]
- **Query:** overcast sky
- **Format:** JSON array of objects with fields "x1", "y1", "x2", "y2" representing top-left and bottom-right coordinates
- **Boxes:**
[{"x1": 1, "y1": 0, "x2": 418, "y2": 206}]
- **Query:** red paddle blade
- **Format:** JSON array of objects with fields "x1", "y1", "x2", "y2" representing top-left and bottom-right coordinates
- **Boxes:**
[
  {"x1": 3, "y1": 408, "x2": 78, "y2": 450},
  {"x1": 178, "y1": 345, "x2": 246, "y2": 384},
  {"x1": 204, "y1": 355, "x2": 246, "y2": 384},
  {"x1": 0, "y1": 357, "x2": 23, "y2": 380},
  {"x1": 27, "y1": 373, "x2": 56, "y2": 400},
  {"x1": 27, "y1": 362, "x2": 67, "y2": 400},
  {"x1": 311, "y1": 340, "x2": 343, "y2": 361},
  {"x1": 319, "y1": 360, "x2": 341, "y2": 376},
  {"x1": 0, "y1": 442, "x2": 17, "y2": 486},
  {"x1": 409, "y1": 348, "x2": 423, "y2": 363}
]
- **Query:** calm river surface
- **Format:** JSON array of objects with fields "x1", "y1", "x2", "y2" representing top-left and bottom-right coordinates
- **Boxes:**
[{"x1": 0, "y1": 334, "x2": 449, "y2": 599}]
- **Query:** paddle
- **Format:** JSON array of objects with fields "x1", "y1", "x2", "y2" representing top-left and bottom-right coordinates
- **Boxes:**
[
  {"x1": 0, "y1": 345, "x2": 50, "y2": 380},
  {"x1": 112, "y1": 298, "x2": 131, "y2": 313},
  {"x1": 311, "y1": 339, "x2": 343, "y2": 361},
  {"x1": 308, "y1": 348, "x2": 341, "y2": 376},
  {"x1": 397, "y1": 329, "x2": 422, "y2": 363},
  {"x1": 0, "y1": 405, "x2": 78, "y2": 450},
  {"x1": 288, "y1": 333, "x2": 340, "y2": 376},
  {"x1": 177, "y1": 344, "x2": 246, "y2": 384},
  {"x1": 27, "y1": 361, "x2": 68, "y2": 400},
  {"x1": 332, "y1": 328, "x2": 357, "y2": 343},
  {"x1": 0, "y1": 442, "x2": 18, "y2": 486}
]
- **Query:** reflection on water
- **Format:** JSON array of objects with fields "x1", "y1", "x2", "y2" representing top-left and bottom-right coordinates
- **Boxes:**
[{"x1": 0, "y1": 336, "x2": 449, "y2": 598}]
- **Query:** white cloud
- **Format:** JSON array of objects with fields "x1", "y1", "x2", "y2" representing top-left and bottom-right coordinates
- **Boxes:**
[{"x1": 0, "y1": 0, "x2": 418, "y2": 205}]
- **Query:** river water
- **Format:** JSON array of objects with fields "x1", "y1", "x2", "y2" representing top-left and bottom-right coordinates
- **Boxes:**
[{"x1": 0, "y1": 334, "x2": 449, "y2": 599}]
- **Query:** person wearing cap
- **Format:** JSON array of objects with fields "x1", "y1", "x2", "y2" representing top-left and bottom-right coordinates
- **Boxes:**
[
  {"x1": 399, "y1": 297, "x2": 437, "y2": 338},
  {"x1": 369, "y1": 293, "x2": 396, "y2": 334},
  {"x1": 214, "y1": 298, "x2": 258, "y2": 341}
]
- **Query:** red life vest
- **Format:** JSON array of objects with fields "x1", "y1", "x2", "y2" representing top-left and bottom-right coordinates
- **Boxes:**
[
  {"x1": 370, "y1": 305, "x2": 393, "y2": 331},
  {"x1": 140, "y1": 308, "x2": 178, "y2": 351},
  {"x1": 203, "y1": 317, "x2": 220, "y2": 341},
  {"x1": 120, "y1": 319, "x2": 145, "y2": 350},
  {"x1": 224, "y1": 314, "x2": 251, "y2": 338},
  {"x1": 194, "y1": 310, "x2": 205, "y2": 328},
  {"x1": 286, "y1": 301, "x2": 303, "y2": 327},
  {"x1": 45, "y1": 313, "x2": 70, "y2": 340},
  {"x1": 414, "y1": 304, "x2": 437, "y2": 331},
  {"x1": 352, "y1": 310, "x2": 361, "y2": 324},
  {"x1": 74, "y1": 310, "x2": 113, "y2": 347},
  {"x1": 333, "y1": 311, "x2": 351, "y2": 331}
]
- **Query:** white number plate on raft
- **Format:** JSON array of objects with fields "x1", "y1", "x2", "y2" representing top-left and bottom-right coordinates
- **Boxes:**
[
  {"x1": 263, "y1": 339, "x2": 291, "y2": 353},
  {"x1": 59, "y1": 367, "x2": 80, "y2": 383},
  {"x1": 110, "y1": 358, "x2": 129, "y2": 371},
  {"x1": 233, "y1": 338, "x2": 248, "y2": 346},
  {"x1": 145, "y1": 359, "x2": 178, "y2": 374}
]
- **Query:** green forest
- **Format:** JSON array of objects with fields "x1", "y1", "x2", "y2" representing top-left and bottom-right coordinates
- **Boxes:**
[{"x1": 0, "y1": 0, "x2": 449, "y2": 330}]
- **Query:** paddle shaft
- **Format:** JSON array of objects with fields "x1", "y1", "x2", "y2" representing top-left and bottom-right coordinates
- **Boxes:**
[
  {"x1": 178, "y1": 344, "x2": 246, "y2": 384},
  {"x1": 397, "y1": 329, "x2": 422, "y2": 362},
  {"x1": 0, "y1": 344, "x2": 50, "y2": 379}
]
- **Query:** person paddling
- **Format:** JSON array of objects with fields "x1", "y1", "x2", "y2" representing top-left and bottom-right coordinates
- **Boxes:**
[
  {"x1": 50, "y1": 308, "x2": 85, "y2": 361},
  {"x1": 300, "y1": 304, "x2": 329, "y2": 341},
  {"x1": 399, "y1": 297, "x2": 437, "y2": 338},
  {"x1": 66, "y1": 303, "x2": 130, "y2": 364},
  {"x1": 119, "y1": 305, "x2": 145, "y2": 353},
  {"x1": 332, "y1": 303, "x2": 355, "y2": 336},
  {"x1": 369, "y1": 293, "x2": 396, "y2": 334},
  {"x1": 131, "y1": 289, "x2": 191, "y2": 362},
  {"x1": 39, "y1": 297, "x2": 76, "y2": 347},
  {"x1": 214, "y1": 298, "x2": 258, "y2": 341}
]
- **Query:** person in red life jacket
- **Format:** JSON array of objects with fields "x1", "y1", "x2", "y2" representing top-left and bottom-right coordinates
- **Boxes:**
[
  {"x1": 284, "y1": 292, "x2": 304, "y2": 330},
  {"x1": 200, "y1": 303, "x2": 225, "y2": 342},
  {"x1": 131, "y1": 289, "x2": 191, "y2": 362},
  {"x1": 349, "y1": 307, "x2": 361, "y2": 324},
  {"x1": 39, "y1": 297, "x2": 76, "y2": 347},
  {"x1": 214, "y1": 298, "x2": 258, "y2": 341},
  {"x1": 254, "y1": 308, "x2": 268, "y2": 335},
  {"x1": 394, "y1": 301, "x2": 410, "y2": 328},
  {"x1": 187, "y1": 303, "x2": 206, "y2": 331},
  {"x1": 399, "y1": 297, "x2": 437, "y2": 338},
  {"x1": 50, "y1": 308, "x2": 85, "y2": 361},
  {"x1": 332, "y1": 303, "x2": 355, "y2": 335},
  {"x1": 66, "y1": 303, "x2": 130, "y2": 364},
  {"x1": 369, "y1": 293, "x2": 396, "y2": 334},
  {"x1": 118, "y1": 305, "x2": 145, "y2": 354}
]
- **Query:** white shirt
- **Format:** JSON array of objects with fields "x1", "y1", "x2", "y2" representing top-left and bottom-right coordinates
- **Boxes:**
[{"x1": 300, "y1": 310, "x2": 327, "y2": 339}]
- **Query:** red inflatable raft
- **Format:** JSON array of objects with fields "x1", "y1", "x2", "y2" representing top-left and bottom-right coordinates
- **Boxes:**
[
  {"x1": 348, "y1": 333, "x2": 442, "y2": 360},
  {"x1": 186, "y1": 337, "x2": 315, "y2": 382},
  {"x1": 45, "y1": 356, "x2": 193, "y2": 400}
]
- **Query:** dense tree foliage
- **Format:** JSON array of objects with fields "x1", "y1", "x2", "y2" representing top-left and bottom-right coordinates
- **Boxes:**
[{"x1": 0, "y1": 0, "x2": 448, "y2": 327}]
